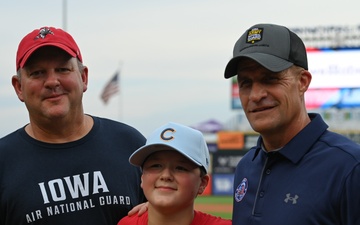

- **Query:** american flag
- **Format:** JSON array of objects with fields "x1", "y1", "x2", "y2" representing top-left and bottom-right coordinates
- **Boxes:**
[{"x1": 100, "y1": 71, "x2": 119, "y2": 104}]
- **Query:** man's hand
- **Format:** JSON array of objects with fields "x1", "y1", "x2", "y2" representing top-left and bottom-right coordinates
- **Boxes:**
[{"x1": 128, "y1": 202, "x2": 149, "y2": 216}]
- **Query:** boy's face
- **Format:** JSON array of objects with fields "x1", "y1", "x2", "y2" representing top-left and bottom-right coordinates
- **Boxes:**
[{"x1": 141, "y1": 150, "x2": 208, "y2": 213}]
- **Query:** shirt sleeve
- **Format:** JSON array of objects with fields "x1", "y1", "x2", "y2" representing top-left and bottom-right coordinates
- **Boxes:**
[{"x1": 341, "y1": 163, "x2": 360, "y2": 225}]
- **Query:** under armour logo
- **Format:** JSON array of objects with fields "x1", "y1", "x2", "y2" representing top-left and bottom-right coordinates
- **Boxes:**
[{"x1": 284, "y1": 193, "x2": 299, "y2": 204}]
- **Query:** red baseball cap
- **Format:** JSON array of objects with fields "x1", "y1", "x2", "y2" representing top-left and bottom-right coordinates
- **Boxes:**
[{"x1": 16, "y1": 26, "x2": 82, "y2": 70}]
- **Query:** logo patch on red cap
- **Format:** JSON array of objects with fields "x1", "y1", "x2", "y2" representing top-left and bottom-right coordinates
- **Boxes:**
[
  {"x1": 34, "y1": 27, "x2": 54, "y2": 40},
  {"x1": 246, "y1": 27, "x2": 263, "y2": 44}
]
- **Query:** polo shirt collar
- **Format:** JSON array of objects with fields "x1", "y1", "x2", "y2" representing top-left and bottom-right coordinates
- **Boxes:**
[{"x1": 253, "y1": 113, "x2": 328, "y2": 163}]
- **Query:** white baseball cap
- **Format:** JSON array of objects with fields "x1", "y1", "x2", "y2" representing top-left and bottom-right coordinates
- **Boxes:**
[{"x1": 129, "y1": 122, "x2": 210, "y2": 173}]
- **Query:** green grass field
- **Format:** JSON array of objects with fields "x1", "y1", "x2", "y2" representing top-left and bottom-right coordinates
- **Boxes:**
[{"x1": 194, "y1": 195, "x2": 232, "y2": 219}]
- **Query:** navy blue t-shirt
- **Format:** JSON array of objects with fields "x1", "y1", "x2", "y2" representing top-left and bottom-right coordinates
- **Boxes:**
[
  {"x1": 232, "y1": 113, "x2": 360, "y2": 225},
  {"x1": 0, "y1": 116, "x2": 146, "y2": 225}
]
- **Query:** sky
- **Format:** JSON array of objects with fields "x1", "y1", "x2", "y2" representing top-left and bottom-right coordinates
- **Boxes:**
[{"x1": 1, "y1": 0, "x2": 359, "y2": 138}]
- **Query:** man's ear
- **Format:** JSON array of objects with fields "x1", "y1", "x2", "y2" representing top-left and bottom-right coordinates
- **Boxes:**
[
  {"x1": 81, "y1": 66, "x2": 89, "y2": 93},
  {"x1": 299, "y1": 69, "x2": 312, "y2": 94},
  {"x1": 12, "y1": 75, "x2": 24, "y2": 102}
]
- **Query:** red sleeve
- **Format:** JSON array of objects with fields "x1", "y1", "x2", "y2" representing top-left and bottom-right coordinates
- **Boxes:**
[
  {"x1": 191, "y1": 210, "x2": 232, "y2": 225},
  {"x1": 117, "y1": 211, "x2": 148, "y2": 225}
]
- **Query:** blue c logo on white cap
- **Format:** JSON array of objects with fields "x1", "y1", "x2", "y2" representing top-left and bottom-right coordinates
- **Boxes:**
[{"x1": 160, "y1": 128, "x2": 176, "y2": 141}]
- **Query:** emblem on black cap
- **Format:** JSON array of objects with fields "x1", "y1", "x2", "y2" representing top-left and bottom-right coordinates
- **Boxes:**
[
  {"x1": 246, "y1": 27, "x2": 263, "y2": 44},
  {"x1": 34, "y1": 27, "x2": 54, "y2": 40}
]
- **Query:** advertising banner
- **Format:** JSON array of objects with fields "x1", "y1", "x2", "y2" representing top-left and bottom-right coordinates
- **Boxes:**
[
  {"x1": 212, "y1": 150, "x2": 247, "y2": 174},
  {"x1": 212, "y1": 174, "x2": 234, "y2": 196},
  {"x1": 231, "y1": 24, "x2": 360, "y2": 110}
]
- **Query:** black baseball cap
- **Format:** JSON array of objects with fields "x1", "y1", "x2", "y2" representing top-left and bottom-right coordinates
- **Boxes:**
[{"x1": 224, "y1": 23, "x2": 308, "y2": 79}]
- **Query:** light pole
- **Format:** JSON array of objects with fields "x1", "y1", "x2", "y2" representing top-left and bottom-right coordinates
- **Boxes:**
[{"x1": 62, "y1": 0, "x2": 67, "y2": 31}]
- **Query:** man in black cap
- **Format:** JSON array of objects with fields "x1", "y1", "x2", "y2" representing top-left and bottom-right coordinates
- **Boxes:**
[{"x1": 225, "y1": 23, "x2": 360, "y2": 225}]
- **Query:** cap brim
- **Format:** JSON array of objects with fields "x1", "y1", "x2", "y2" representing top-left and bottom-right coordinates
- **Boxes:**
[
  {"x1": 129, "y1": 144, "x2": 202, "y2": 168},
  {"x1": 224, "y1": 53, "x2": 293, "y2": 78},
  {"x1": 19, "y1": 43, "x2": 77, "y2": 69}
]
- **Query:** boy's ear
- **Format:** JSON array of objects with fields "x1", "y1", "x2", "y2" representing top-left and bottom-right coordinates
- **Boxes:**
[{"x1": 198, "y1": 175, "x2": 210, "y2": 194}]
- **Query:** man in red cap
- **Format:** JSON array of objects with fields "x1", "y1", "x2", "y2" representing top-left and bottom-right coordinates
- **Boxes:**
[{"x1": 0, "y1": 26, "x2": 146, "y2": 225}]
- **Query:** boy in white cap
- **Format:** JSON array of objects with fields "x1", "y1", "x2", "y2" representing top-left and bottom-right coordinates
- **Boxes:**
[{"x1": 118, "y1": 122, "x2": 231, "y2": 225}]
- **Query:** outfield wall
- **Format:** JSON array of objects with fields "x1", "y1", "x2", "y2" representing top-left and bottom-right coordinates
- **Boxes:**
[{"x1": 205, "y1": 130, "x2": 360, "y2": 196}]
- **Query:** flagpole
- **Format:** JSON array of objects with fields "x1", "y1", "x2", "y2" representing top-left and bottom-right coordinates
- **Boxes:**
[{"x1": 118, "y1": 61, "x2": 123, "y2": 122}]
